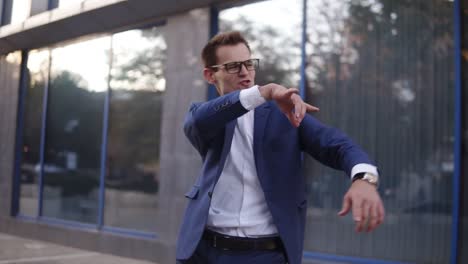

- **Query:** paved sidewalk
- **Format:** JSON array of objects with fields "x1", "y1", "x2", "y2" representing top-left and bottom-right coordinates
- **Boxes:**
[
  {"x1": 0, "y1": 233, "x2": 156, "y2": 264},
  {"x1": 0, "y1": 232, "x2": 351, "y2": 264}
]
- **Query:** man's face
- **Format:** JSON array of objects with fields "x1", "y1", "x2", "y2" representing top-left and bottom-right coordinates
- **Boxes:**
[{"x1": 203, "y1": 43, "x2": 256, "y2": 95}]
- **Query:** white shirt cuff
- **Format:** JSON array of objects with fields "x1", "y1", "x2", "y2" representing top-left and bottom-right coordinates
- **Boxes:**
[
  {"x1": 350, "y1": 164, "x2": 379, "y2": 180},
  {"x1": 239, "y1": 85, "x2": 266, "y2": 110}
]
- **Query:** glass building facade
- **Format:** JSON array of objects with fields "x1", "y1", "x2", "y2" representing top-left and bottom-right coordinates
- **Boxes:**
[
  {"x1": 0, "y1": 0, "x2": 465, "y2": 263},
  {"x1": 17, "y1": 25, "x2": 166, "y2": 233}
]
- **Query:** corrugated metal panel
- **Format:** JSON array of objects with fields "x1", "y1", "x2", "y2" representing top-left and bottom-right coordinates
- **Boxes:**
[
  {"x1": 303, "y1": 1, "x2": 455, "y2": 263},
  {"x1": 457, "y1": 0, "x2": 467, "y2": 263}
]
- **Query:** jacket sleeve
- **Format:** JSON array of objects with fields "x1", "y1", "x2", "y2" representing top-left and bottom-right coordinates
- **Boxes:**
[
  {"x1": 298, "y1": 114, "x2": 374, "y2": 177},
  {"x1": 183, "y1": 91, "x2": 248, "y2": 155}
]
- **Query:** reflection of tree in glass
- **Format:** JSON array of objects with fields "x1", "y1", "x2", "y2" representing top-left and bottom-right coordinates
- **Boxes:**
[
  {"x1": 22, "y1": 64, "x2": 48, "y2": 164},
  {"x1": 220, "y1": 16, "x2": 300, "y2": 87},
  {"x1": 306, "y1": 0, "x2": 453, "y2": 103},
  {"x1": 105, "y1": 27, "x2": 166, "y2": 193},
  {"x1": 111, "y1": 27, "x2": 167, "y2": 91},
  {"x1": 107, "y1": 90, "x2": 162, "y2": 165},
  {"x1": 305, "y1": 0, "x2": 454, "y2": 206},
  {"x1": 106, "y1": 90, "x2": 162, "y2": 193},
  {"x1": 47, "y1": 70, "x2": 104, "y2": 170}
]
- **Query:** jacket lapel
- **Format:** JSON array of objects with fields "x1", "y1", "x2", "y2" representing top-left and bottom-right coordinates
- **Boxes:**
[{"x1": 253, "y1": 103, "x2": 271, "y2": 187}]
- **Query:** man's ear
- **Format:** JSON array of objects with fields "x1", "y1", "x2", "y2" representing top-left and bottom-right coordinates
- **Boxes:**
[{"x1": 203, "y1": 68, "x2": 217, "y2": 85}]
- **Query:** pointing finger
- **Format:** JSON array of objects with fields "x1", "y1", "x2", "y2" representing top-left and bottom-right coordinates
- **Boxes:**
[
  {"x1": 305, "y1": 103, "x2": 320, "y2": 112},
  {"x1": 286, "y1": 111, "x2": 299, "y2": 127}
]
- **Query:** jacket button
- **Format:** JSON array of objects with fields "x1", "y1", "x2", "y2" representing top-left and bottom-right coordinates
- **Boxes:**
[{"x1": 208, "y1": 191, "x2": 212, "y2": 198}]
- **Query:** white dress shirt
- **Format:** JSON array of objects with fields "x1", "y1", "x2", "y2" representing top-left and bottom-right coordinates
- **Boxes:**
[{"x1": 206, "y1": 85, "x2": 378, "y2": 237}]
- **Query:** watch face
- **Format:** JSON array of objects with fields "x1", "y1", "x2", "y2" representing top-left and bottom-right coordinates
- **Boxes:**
[{"x1": 364, "y1": 173, "x2": 378, "y2": 185}]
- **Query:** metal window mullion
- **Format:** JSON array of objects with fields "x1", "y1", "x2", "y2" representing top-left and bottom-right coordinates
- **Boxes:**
[
  {"x1": 97, "y1": 36, "x2": 113, "y2": 228},
  {"x1": 207, "y1": 6, "x2": 219, "y2": 100},
  {"x1": 299, "y1": 0, "x2": 307, "y2": 99},
  {"x1": 37, "y1": 50, "x2": 52, "y2": 218},
  {"x1": 450, "y1": 0, "x2": 462, "y2": 263},
  {"x1": 11, "y1": 50, "x2": 29, "y2": 217}
]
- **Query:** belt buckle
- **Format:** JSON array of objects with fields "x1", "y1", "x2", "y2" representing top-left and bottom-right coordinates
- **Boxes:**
[{"x1": 213, "y1": 235, "x2": 217, "y2": 247}]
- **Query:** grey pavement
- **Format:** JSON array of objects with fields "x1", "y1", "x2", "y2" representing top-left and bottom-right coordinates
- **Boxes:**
[
  {"x1": 0, "y1": 232, "x2": 351, "y2": 264},
  {"x1": 0, "y1": 232, "x2": 156, "y2": 264}
]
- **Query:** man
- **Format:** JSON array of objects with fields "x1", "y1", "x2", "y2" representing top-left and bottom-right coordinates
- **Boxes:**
[{"x1": 176, "y1": 31, "x2": 384, "y2": 264}]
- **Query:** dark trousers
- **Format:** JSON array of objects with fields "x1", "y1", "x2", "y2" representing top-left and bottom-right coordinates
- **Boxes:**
[{"x1": 177, "y1": 238, "x2": 287, "y2": 264}]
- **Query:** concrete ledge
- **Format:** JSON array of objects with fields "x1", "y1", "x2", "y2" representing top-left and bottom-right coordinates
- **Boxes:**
[
  {"x1": 0, "y1": 231, "x2": 156, "y2": 263},
  {"x1": 0, "y1": 0, "x2": 248, "y2": 55},
  {"x1": 0, "y1": 216, "x2": 175, "y2": 263}
]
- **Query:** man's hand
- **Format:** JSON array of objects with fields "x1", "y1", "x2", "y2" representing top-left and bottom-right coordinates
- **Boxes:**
[
  {"x1": 338, "y1": 180, "x2": 385, "y2": 232},
  {"x1": 259, "y1": 83, "x2": 319, "y2": 127}
]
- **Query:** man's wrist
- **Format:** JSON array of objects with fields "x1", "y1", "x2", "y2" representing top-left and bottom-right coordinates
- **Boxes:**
[
  {"x1": 259, "y1": 83, "x2": 281, "y2": 101},
  {"x1": 239, "y1": 85, "x2": 266, "y2": 110},
  {"x1": 258, "y1": 84, "x2": 272, "y2": 100},
  {"x1": 352, "y1": 172, "x2": 379, "y2": 188}
]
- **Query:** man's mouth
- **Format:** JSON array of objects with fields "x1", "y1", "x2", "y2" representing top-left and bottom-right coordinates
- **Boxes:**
[{"x1": 239, "y1": 80, "x2": 251, "y2": 87}]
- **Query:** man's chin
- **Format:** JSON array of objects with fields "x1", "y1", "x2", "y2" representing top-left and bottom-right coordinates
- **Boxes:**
[
  {"x1": 223, "y1": 85, "x2": 254, "y2": 94},
  {"x1": 238, "y1": 84, "x2": 254, "y2": 89}
]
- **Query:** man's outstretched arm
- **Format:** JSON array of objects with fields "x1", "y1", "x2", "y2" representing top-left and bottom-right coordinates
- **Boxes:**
[{"x1": 184, "y1": 84, "x2": 319, "y2": 154}]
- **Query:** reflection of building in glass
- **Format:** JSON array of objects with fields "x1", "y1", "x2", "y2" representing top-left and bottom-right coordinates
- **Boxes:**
[{"x1": 0, "y1": 0, "x2": 466, "y2": 263}]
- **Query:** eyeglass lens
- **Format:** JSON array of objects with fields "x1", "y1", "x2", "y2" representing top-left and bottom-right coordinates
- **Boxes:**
[{"x1": 225, "y1": 59, "x2": 258, "y2": 73}]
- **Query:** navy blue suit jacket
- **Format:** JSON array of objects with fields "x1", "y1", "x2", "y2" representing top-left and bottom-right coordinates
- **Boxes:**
[{"x1": 176, "y1": 90, "x2": 374, "y2": 264}]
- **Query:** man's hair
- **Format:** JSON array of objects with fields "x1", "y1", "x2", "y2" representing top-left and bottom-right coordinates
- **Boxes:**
[{"x1": 201, "y1": 31, "x2": 251, "y2": 68}]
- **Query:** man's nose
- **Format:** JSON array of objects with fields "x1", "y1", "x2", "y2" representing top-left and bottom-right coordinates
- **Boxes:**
[{"x1": 238, "y1": 63, "x2": 248, "y2": 75}]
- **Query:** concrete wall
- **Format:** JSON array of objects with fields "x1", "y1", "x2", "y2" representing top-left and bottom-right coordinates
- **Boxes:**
[{"x1": 0, "y1": 0, "x2": 244, "y2": 55}]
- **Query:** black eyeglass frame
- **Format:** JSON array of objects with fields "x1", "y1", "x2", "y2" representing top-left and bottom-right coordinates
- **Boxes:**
[{"x1": 209, "y1": 59, "x2": 260, "y2": 74}]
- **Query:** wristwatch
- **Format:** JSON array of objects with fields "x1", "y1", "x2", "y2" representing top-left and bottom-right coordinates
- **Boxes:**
[{"x1": 352, "y1": 172, "x2": 379, "y2": 187}]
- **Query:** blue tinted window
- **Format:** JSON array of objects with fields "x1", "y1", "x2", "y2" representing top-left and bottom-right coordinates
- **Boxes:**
[
  {"x1": 41, "y1": 37, "x2": 110, "y2": 223},
  {"x1": 18, "y1": 49, "x2": 49, "y2": 217},
  {"x1": 104, "y1": 26, "x2": 166, "y2": 232}
]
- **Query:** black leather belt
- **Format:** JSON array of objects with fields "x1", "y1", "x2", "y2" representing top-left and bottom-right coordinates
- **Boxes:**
[{"x1": 202, "y1": 230, "x2": 283, "y2": 251}]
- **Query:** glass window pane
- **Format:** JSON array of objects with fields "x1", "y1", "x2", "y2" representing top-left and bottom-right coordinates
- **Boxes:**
[
  {"x1": 10, "y1": 0, "x2": 31, "y2": 24},
  {"x1": 42, "y1": 36, "x2": 110, "y2": 223},
  {"x1": 303, "y1": 0, "x2": 454, "y2": 263},
  {"x1": 219, "y1": 0, "x2": 302, "y2": 88},
  {"x1": 19, "y1": 49, "x2": 49, "y2": 216},
  {"x1": 104, "y1": 26, "x2": 166, "y2": 232}
]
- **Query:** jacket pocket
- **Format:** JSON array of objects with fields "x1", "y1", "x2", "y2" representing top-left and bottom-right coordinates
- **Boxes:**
[{"x1": 184, "y1": 186, "x2": 200, "y2": 200}]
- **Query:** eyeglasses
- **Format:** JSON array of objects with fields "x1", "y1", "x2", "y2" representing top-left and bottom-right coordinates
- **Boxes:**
[{"x1": 209, "y1": 59, "x2": 260, "y2": 74}]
